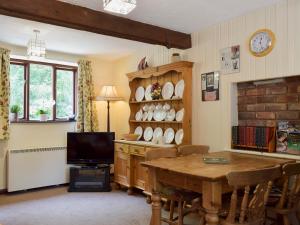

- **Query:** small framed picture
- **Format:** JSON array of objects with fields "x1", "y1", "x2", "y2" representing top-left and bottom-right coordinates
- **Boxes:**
[
  {"x1": 201, "y1": 72, "x2": 220, "y2": 101},
  {"x1": 220, "y1": 45, "x2": 240, "y2": 74}
]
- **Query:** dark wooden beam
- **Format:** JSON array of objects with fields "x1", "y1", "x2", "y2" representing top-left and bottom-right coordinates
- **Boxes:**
[{"x1": 0, "y1": 0, "x2": 192, "y2": 49}]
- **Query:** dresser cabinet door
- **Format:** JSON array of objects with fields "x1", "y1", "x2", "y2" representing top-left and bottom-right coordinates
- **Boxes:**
[
  {"x1": 132, "y1": 155, "x2": 147, "y2": 190},
  {"x1": 114, "y1": 150, "x2": 130, "y2": 187}
]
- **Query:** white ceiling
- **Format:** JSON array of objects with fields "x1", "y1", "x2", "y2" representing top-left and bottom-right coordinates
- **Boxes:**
[
  {"x1": 60, "y1": 0, "x2": 281, "y2": 33},
  {"x1": 0, "y1": 0, "x2": 281, "y2": 59},
  {"x1": 0, "y1": 15, "x2": 151, "y2": 59}
]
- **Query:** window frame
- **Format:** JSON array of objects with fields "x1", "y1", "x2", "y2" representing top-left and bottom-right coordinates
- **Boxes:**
[{"x1": 10, "y1": 59, "x2": 78, "y2": 122}]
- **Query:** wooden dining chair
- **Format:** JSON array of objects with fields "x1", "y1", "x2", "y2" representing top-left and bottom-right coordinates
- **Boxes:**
[
  {"x1": 221, "y1": 165, "x2": 282, "y2": 225},
  {"x1": 267, "y1": 162, "x2": 300, "y2": 225},
  {"x1": 178, "y1": 145, "x2": 209, "y2": 156},
  {"x1": 145, "y1": 148, "x2": 202, "y2": 225}
]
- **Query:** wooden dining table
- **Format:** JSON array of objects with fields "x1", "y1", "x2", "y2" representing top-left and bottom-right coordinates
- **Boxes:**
[{"x1": 141, "y1": 151, "x2": 294, "y2": 225}]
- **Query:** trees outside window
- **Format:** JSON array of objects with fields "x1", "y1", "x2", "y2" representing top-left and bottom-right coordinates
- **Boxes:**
[{"x1": 10, "y1": 59, "x2": 77, "y2": 121}]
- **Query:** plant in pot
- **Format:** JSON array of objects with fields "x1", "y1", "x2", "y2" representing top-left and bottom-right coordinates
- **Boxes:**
[
  {"x1": 37, "y1": 109, "x2": 49, "y2": 121},
  {"x1": 10, "y1": 105, "x2": 21, "y2": 122}
]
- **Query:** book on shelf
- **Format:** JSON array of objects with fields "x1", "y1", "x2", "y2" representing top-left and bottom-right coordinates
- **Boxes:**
[{"x1": 232, "y1": 126, "x2": 275, "y2": 152}]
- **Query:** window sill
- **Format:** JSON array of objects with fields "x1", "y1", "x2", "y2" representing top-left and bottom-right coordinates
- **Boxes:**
[{"x1": 11, "y1": 120, "x2": 77, "y2": 124}]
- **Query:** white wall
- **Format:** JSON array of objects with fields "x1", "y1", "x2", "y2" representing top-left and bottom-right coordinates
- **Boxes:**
[
  {"x1": 0, "y1": 43, "x2": 82, "y2": 190},
  {"x1": 112, "y1": 0, "x2": 300, "y2": 153},
  {"x1": 187, "y1": 0, "x2": 300, "y2": 151}
]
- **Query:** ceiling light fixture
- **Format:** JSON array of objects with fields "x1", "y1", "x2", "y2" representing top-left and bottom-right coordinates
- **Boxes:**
[
  {"x1": 103, "y1": 0, "x2": 136, "y2": 15},
  {"x1": 27, "y1": 29, "x2": 46, "y2": 59}
]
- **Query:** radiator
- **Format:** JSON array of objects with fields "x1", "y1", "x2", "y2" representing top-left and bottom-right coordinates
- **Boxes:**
[{"x1": 8, "y1": 147, "x2": 69, "y2": 192}]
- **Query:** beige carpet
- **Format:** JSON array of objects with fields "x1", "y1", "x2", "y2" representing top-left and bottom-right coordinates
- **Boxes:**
[
  {"x1": 0, "y1": 186, "x2": 151, "y2": 225},
  {"x1": 0, "y1": 186, "x2": 200, "y2": 225}
]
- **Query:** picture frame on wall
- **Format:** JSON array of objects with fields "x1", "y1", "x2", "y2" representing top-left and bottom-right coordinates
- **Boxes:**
[
  {"x1": 220, "y1": 45, "x2": 240, "y2": 74},
  {"x1": 201, "y1": 72, "x2": 220, "y2": 101}
]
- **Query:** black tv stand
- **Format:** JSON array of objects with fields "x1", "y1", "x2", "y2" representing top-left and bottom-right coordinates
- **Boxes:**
[{"x1": 68, "y1": 165, "x2": 111, "y2": 192}]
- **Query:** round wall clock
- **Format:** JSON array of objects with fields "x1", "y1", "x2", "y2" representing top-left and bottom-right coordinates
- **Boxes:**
[{"x1": 249, "y1": 29, "x2": 275, "y2": 57}]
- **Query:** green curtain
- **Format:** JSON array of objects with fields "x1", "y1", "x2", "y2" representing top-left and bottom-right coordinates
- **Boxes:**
[
  {"x1": 76, "y1": 60, "x2": 99, "y2": 132},
  {"x1": 0, "y1": 48, "x2": 10, "y2": 140}
]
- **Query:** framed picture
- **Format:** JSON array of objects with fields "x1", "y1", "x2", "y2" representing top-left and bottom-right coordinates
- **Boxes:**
[
  {"x1": 220, "y1": 45, "x2": 240, "y2": 74},
  {"x1": 201, "y1": 72, "x2": 220, "y2": 101}
]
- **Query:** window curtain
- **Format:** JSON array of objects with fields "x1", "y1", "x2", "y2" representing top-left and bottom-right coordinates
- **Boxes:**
[
  {"x1": 76, "y1": 60, "x2": 99, "y2": 132},
  {"x1": 0, "y1": 48, "x2": 10, "y2": 140}
]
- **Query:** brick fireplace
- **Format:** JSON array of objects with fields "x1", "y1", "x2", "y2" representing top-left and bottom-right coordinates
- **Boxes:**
[{"x1": 237, "y1": 76, "x2": 300, "y2": 128}]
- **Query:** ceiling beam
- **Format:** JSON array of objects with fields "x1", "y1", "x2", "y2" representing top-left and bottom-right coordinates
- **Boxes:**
[{"x1": 0, "y1": 0, "x2": 192, "y2": 49}]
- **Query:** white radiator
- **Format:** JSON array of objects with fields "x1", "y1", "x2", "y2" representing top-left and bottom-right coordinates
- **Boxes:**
[{"x1": 8, "y1": 147, "x2": 69, "y2": 192}]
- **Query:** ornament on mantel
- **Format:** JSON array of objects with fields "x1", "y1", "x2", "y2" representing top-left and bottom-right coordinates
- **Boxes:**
[{"x1": 137, "y1": 57, "x2": 149, "y2": 71}]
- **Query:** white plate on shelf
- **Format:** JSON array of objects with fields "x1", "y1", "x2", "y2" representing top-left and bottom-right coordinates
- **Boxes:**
[
  {"x1": 162, "y1": 82, "x2": 174, "y2": 100},
  {"x1": 176, "y1": 108, "x2": 185, "y2": 122},
  {"x1": 155, "y1": 103, "x2": 163, "y2": 110},
  {"x1": 165, "y1": 108, "x2": 176, "y2": 121},
  {"x1": 153, "y1": 109, "x2": 166, "y2": 121},
  {"x1": 149, "y1": 104, "x2": 155, "y2": 111},
  {"x1": 135, "y1": 86, "x2": 145, "y2": 102},
  {"x1": 152, "y1": 127, "x2": 163, "y2": 141},
  {"x1": 144, "y1": 127, "x2": 153, "y2": 142},
  {"x1": 175, "y1": 129, "x2": 184, "y2": 145},
  {"x1": 142, "y1": 104, "x2": 149, "y2": 112},
  {"x1": 134, "y1": 126, "x2": 143, "y2": 140},
  {"x1": 164, "y1": 128, "x2": 175, "y2": 144},
  {"x1": 142, "y1": 112, "x2": 148, "y2": 121},
  {"x1": 163, "y1": 103, "x2": 171, "y2": 111},
  {"x1": 145, "y1": 85, "x2": 152, "y2": 101},
  {"x1": 147, "y1": 111, "x2": 154, "y2": 121},
  {"x1": 175, "y1": 80, "x2": 185, "y2": 98},
  {"x1": 135, "y1": 109, "x2": 143, "y2": 121}
]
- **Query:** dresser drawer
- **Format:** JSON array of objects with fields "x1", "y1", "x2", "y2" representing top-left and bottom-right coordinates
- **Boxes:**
[
  {"x1": 130, "y1": 145, "x2": 146, "y2": 156},
  {"x1": 115, "y1": 143, "x2": 130, "y2": 154}
]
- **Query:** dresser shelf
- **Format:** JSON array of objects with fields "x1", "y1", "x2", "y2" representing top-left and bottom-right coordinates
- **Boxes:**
[
  {"x1": 129, "y1": 120, "x2": 183, "y2": 124},
  {"x1": 129, "y1": 98, "x2": 182, "y2": 104}
]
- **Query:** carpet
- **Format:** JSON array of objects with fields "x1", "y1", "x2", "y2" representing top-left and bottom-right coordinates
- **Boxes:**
[{"x1": 0, "y1": 186, "x2": 151, "y2": 225}]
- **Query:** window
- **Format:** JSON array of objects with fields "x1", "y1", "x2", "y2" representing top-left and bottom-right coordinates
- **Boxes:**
[{"x1": 10, "y1": 59, "x2": 77, "y2": 121}]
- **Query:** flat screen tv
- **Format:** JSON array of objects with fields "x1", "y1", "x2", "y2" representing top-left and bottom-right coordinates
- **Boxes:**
[{"x1": 67, "y1": 132, "x2": 115, "y2": 165}]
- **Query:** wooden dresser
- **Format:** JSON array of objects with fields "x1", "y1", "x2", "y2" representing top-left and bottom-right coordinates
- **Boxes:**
[
  {"x1": 114, "y1": 61, "x2": 193, "y2": 197},
  {"x1": 114, "y1": 140, "x2": 175, "y2": 199}
]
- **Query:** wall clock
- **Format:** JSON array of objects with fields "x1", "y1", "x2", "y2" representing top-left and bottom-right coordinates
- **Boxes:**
[{"x1": 249, "y1": 29, "x2": 275, "y2": 57}]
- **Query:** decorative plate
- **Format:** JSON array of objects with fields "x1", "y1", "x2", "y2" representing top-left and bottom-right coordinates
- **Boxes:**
[
  {"x1": 135, "y1": 86, "x2": 145, "y2": 102},
  {"x1": 145, "y1": 85, "x2": 152, "y2": 101},
  {"x1": 176, "y1": 108, "x2": 185, "y2": 122},
  {"x1": 165, "y1": 108, "x2": 176, "y2": 121},
  {"x1": 164, "y1": 128, "x2": 175, "y2": 144},
  {"x1": 134, "y1": 126, "x2": 143, "y2": 140},
  {"x1": 152, "y1": 127, "x2": 163, "y2": 141},
  {"x1": 142, "y1": 104, "x2": 149, "y2": 112},
  {"x1": 147, "y1": 110, "x2": 154, "y2": 121},
  {"x1": 149, "y1": 104, "x2": 156, "y2": 111},
  {"x1": 175, "y1": 129, "x2": 184, "y2": 145},
  {"x1": 143, "y1": 127, "x2": 153, "y2": 142},
  {"x1": 135, "y1": 109, "x2": 143, "y2": 121},
  {"x1": 155, "y1": 103, "x2": 163, "y2": 110},
  {"x1": 162, "y1": 82, "x2": 174, "y2": 100},
  {"x1": 175, "y1": 80, "x2": 185, "y2": 98},
  {"x1": 163, "y1": 103, "x2": 171, "y2": 111},
  {"x1": 153, "y1": 109, "x2": 166, "y2": 121},
  {"x1": 142, "y1": 111, "x2": 148, "y2": 121}
]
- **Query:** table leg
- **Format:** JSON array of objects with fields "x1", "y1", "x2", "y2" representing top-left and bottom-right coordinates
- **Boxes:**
[
  {"x1": 151, "y1": 191, "x2": 161, "y2": 225},
  {"x1": 202, "y1": 181, "x2": 222, "y2": 225}
]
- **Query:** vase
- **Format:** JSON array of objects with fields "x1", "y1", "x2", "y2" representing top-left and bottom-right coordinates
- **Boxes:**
[
  {"x1": 39, "y1": 114, "x2": 48, "y2": 121},
  {"x1": 10, "y1": 113, "x2": 18, "y2": 122}
]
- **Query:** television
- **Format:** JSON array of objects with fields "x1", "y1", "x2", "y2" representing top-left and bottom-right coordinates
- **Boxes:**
[{"x1": 67, "y1": 132, "x2": 115, "y2": 165}]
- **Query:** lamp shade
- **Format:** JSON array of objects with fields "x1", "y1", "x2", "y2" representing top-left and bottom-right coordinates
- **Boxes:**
[{"x1": 95, "y1": 85, "x2": 123, "y2": 101}]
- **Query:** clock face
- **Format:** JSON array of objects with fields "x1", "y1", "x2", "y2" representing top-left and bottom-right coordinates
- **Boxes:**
[{"x1": 249, "y1": 29, "x2": 275, "y2": 57}]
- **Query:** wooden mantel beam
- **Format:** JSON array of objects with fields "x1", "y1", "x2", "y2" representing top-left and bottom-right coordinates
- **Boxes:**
[{"x1": 0, "y1": 0, "x2": 192, "y2": 49}]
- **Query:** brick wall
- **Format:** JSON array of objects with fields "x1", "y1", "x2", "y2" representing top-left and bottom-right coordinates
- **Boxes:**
[{"x1": 237, "y1": 76, "x2": 300, "y2": 127}]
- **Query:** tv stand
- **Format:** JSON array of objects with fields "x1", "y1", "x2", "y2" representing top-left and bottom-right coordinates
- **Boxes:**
[{"x1": 68, "y1": 165, "x2": 111, "y2": 192}]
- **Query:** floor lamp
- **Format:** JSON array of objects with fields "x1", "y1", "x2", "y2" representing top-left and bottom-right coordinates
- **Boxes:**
[{"x1": 95, "y1": 85, "x2": 123, "y2": 132}]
